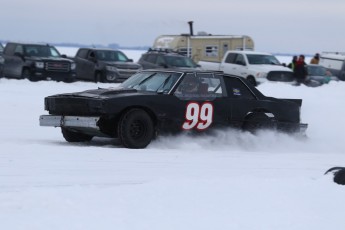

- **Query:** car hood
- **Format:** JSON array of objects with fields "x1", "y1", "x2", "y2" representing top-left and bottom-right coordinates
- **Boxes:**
[
  {"x1": 102, "y1": 61, "x2": 142, "y2": 69},
  {"x1": 51, "y1": 87, "x2": 147, "y2": 99},
  {"x1": 249, "y1": 64, "x2": 292, "y2": 72},
  {"x1": 28, "y1": 56, "x2": 74, "y2": 62}
]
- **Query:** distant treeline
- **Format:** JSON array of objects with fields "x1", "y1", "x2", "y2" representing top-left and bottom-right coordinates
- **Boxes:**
[{"x1": 0, "y1": 40, "x2": 149, "y2": 50}]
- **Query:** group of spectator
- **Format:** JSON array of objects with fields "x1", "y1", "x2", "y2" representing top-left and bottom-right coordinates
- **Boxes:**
[{"x1": 287, "y1": 53, "x2": 320, "y2": 84}]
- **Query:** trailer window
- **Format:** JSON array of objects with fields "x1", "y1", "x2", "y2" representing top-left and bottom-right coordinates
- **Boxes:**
[{"x1": 204, "y1": 45, "x2": 218, "y2": 57}]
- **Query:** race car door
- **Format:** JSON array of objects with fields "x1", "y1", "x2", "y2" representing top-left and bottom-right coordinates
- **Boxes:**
[{"x1": 171, "y1": 72, "x2": 232, "y2": 131}]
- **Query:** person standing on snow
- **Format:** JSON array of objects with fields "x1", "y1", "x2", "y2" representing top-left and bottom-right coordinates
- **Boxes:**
[
  {"x1": 310, "y1": 53, "x2": 320, "y2": 64},
  {"x1": 287, "y1": 55, "x2": 297, "y2": 70},
  {"x1": 294, "y1": 55, "x2": 308, "y2": 84}
]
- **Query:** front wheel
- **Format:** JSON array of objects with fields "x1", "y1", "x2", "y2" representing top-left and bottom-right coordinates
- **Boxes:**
[
  {"x1": 21, "y1": 68, "x2": 31, "y2": 80},
  {"x1": 246, "y1": 76, "x2": 257, "y2": 86},
  {"x1": 118, "y1": 109, "x2": 154, "y2": 149},
  {"x1": 61, "y1": 128, "x2": 93, "y2": 142}
]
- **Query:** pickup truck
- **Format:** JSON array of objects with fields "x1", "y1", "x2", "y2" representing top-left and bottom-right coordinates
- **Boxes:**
[
  {"x1": 0, "y1": 42, "x2": 76, "y2": 82},
  {"x1": 73, "y1": 48, "x2": 142, "y2": 83},
  {"x1": 199, "y1": 50, "x2": 293, "y2": 86}
]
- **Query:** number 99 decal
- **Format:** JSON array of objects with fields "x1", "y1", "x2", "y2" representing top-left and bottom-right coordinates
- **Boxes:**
[{"x1": 182, "y1": 102, "x2": 214, "y2": 130}]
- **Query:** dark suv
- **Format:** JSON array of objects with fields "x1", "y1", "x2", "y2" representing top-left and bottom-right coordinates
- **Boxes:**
[
  {"x1": 73, "y1": 48, "x2": 142, "y2": 83},
  {"x1": 0, "y1": 42, "x2": 76, "y2": 82},
  {"x1": 138, "y1": 49, "x2": 200, "y2": 69}
]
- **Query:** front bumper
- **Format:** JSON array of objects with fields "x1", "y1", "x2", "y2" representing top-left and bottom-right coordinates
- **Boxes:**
[{"x1": 40, "y1": 115, "x2": 100, "y2": 129}]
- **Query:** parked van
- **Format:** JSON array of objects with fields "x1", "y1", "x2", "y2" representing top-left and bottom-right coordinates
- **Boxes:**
[
  {"x1": 319, "y1": 52, "x2": 345, "y2": 80},
  {"x1": 152, "y1": 34, "x2": 254, "y2": 63}
]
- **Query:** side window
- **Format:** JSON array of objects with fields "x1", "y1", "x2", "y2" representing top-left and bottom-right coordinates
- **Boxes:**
[
  {"x1": 117, "y1": 52, "x2": 128, "y2": 61},
  {"x1": 223, "y1": 77, "x2": 255, "y2": 99},
  {"x1": 224, "y1": 53, "x2": 236, "y2": 64},
  {"x1": 146, "y1": 54, "x2": 157, "y2": 64},
  {"x1": 77, "y1": 49, "x2": 88, "y2": 59},
  {"x1": 156, "y1": 55, "x2": 165, "y2": 66},
  {"x1": 88, "y1": 51, "x2": 96, "y2": 59},
  {"x1": 4, "y1": 43, "x2": 16, "y2": 55},
  {"x1": 49, "y1": 47, "x2": 60, "y2": 57},
  {"x1": 14, "y1": 45, "x2": 24, "y2": 55},
  {"x1": 234, "y1": 54, "x2": 245, "y2": 65},
  {"x1": 174, "y1": 73, "x2": 223, "y2": 100}
]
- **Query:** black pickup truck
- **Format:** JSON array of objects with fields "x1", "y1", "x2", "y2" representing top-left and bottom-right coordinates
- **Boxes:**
[
  {"x1": 0, "y1": 42, "x2": 76, "y2": 82},
  {"x1": 73, "y1": 48, "x2": 142, "y2": 83}
]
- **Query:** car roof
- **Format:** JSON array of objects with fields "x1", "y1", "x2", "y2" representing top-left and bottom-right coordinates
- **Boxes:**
[
  {"x1": 82, "y1": 47, "x2": 120, "y2": 51},
  {"x1": 227, "y1": 50, "x2": 272, "y2": 55},
  {"x1": 6, "y1": 42, "x2": 53, "y2": 46}
]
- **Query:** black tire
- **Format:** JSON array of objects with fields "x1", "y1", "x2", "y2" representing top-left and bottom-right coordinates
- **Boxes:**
[
  {"x1": 118, "y1": 109, "x2": 154, "y2": 149},
  {"x1": 247, "y1": 76, "x2": 257, "y2": 86},
  {"x1": 61, "y1": 127, "x2": 93, "y2": 142},
  {"x1": 243, "y1": 113, "x2": 276, "y2": 133},
  {"x1": 21, "y1": 68, "x2": 31, "y2": 80},
  {"x1": 102, "y1": 73, "x2": 118, "y2": 83}
]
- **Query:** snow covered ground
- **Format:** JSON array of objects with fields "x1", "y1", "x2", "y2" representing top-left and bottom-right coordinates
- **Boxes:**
[{"x1": 1, "y1": 48, "x2": 345, "y2": 230}]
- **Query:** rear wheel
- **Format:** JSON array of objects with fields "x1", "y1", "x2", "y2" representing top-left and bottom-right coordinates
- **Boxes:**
[
  {"x1": 243, "y1": 113, "x2": 276, "y2": 133},
  {"x1": 61, "y1": 128, "x2": 93, "y2": 142},
  {"x1": 118, "y1": 109, "x2": 154, "y2": 149}
]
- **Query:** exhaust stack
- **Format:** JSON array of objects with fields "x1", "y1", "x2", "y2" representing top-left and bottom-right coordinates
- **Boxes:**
[{"x1": 188, "y1": 21, "x2": 194, "y2": 36}]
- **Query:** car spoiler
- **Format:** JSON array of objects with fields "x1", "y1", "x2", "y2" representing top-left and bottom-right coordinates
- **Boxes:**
[{"x1": 282, "y1": 99, "x2": 302, "y2": 107}]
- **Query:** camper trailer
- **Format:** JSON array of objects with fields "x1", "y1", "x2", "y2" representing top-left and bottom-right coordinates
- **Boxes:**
[
  {"x1": 319, "y1": 52, "x2": 345, "y2": 80},
  {"x1": 152, "y1": 33, "x2": 254, "y2": 63}
]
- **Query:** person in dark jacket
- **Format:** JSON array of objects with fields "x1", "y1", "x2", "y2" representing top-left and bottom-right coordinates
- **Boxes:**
[
  {"x1": 287, "y1": 55, "x2": 297, "y2": 70},
  {"x1": 294, "y1": 55, "x2": 308, "y2": 84}
]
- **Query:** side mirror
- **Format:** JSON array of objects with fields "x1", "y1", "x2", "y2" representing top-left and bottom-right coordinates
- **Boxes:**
[
  {"x1": 61, "y1": 54, "x2": 67, "y2": 58},
  {"x1": 127, "y1": 59, "x2": 133, "y2": 62}
]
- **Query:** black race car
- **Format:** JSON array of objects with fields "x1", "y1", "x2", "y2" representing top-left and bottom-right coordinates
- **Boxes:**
[{"x1": 39, "y1": 69, "x2": 308, "y2": 148}]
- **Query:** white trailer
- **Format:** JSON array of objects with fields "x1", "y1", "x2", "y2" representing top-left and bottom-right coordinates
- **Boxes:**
[{"x1": 153, "y1": 33, "x2": 254, "y2": 63}]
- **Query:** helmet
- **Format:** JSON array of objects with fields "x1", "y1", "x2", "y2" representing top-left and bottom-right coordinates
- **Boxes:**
[{"x1": 181, "y1": 76, "x2": 200, "y2": 93}]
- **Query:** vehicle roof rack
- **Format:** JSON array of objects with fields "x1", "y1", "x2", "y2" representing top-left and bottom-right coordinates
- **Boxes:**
[
  {"x1": 322, "y1": 51, "x2": 345, "y2": 56},
  {"x1": 147, "y1": 48, "x2": 181, "y2": 54}
]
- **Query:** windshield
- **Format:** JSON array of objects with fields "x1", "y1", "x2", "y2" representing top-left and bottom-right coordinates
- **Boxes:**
[
  {"x1": 120, "y1": 72, "x2": 182, "y2": 93},
  {"x1": 247, "y1": 54, "x2": 281, "y2": 65},
  {"x1": 95, "y1": 50, "x2": 129, "y2": 62},
  {"x1": 24, "y1": 45, "x2": 61, "y2": 57},
  {"x1": 307, "y1": 65, "x2": 328, "y2": 76},
  {"x1": 165, "y1": 56, "x2": 198, "y2": 68}
]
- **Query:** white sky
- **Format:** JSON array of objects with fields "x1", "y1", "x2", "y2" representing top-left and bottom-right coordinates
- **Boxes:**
[{"x1": 1, "y1": 0, "x2": 344, "y2": 54}]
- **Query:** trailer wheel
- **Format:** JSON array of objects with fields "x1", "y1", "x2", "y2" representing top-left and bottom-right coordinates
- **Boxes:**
[
  {"x1": 61, "y1": 127, "x2": 93, "y2": 142},
  {"x1": 118, "y1": 109, "x2": 154, "y2": 149}
]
